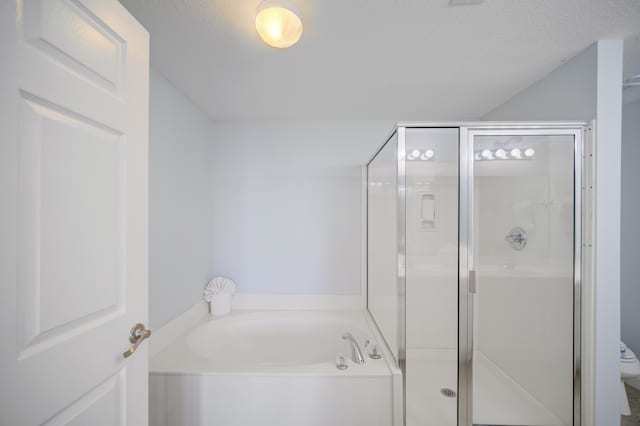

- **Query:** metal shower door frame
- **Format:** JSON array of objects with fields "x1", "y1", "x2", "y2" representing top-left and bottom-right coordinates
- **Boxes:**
[{"x1": 457, "y1": 125, "x2": 585, "y2": 426}]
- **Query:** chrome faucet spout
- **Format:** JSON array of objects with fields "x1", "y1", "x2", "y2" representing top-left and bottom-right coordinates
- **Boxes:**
[{"x1": 342, "y1": 332, "x2": 365, "y2": 365}]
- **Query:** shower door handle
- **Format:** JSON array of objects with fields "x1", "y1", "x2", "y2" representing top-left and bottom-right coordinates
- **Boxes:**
[{"x1": 468, "y1": 270, "x2": 477, "y2": 294}]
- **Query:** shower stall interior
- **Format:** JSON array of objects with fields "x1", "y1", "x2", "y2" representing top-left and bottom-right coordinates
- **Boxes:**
[{"x1": 366, "y1": 123, "x2": 586, "y2": 426}]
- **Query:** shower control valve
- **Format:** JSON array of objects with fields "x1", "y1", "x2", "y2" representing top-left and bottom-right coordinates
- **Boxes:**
[{"x1": 504, "y1": 227, "x2": 527, "y2": 250}]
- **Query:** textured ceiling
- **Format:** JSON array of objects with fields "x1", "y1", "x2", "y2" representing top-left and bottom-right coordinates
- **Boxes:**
[{"x1": 119, "y1": 0, "x2": 640, "y2": 119}]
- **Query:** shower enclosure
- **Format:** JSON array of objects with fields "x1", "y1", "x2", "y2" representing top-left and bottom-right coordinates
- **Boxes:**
[{"x1": 366, "y1": 123, "x2": 585, "y2": 426}]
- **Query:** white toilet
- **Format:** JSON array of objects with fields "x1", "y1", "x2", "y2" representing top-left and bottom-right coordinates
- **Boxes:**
[{"x1": 621, "y1": 342, "x2": 640, "y2": 416}]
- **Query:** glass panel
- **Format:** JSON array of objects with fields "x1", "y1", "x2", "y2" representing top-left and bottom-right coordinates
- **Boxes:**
[
  {"x1": 471, "y1": 134, "x2": 575, "y2": 426},
  {"x1": 368, "y1": 132, "x2": 400, "y2": 362},
  {"x1": 405, "y1": 128, "x2": 459, "y2": 426}
]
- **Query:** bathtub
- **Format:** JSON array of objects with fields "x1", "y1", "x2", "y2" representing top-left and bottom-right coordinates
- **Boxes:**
[{"x1": 149, "y1": 309, "x2": 401, "y2": 426}]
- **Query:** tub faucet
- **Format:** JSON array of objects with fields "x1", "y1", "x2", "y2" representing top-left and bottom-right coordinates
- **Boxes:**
[{"x1": 342, "y1": 332, "x2": 365, "y2": 365}]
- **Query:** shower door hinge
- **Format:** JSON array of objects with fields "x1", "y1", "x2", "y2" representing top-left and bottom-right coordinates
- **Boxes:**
[{"x1": 468, "y1": 270, "x2": 477, "y2": 294}]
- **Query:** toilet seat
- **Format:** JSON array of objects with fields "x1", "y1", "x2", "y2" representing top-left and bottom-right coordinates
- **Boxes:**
[
  {"x1": 621, "y1": 357, "x2": 640, "y2": 380},
  {"x1": 621, "y1": 343, "x2": 640, "y2": 379}
]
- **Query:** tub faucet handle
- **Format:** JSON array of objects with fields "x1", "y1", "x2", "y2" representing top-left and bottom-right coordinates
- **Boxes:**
[
  {"x1": 365, "y1": 339, "x2": 382, "y2": 359},
  {"x1": 335, "y1": 352, "x2": 348, "y2": 370}
]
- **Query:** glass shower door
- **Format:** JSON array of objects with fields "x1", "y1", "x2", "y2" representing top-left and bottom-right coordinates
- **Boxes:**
[
  {"x1": 404, "y1": 128, "x2": 459, "y2": 426},
  {"x1": 460, "y1": 129, "x2": 581, "y2": 426}
]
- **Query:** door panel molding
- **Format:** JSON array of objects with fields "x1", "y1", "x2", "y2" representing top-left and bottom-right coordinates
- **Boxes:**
[{"x1": 23, "y1": 0, "x2": 127, "y2": 96}]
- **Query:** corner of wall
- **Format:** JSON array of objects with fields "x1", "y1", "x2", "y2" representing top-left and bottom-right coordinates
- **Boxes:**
[{"x1": 593, "y1": 38, "x2": 623, "y2": 426}]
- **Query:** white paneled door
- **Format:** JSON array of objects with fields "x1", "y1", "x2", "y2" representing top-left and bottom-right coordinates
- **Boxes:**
[{"x1": 0, "y1": 0, "x2": 149, "y2": 424}]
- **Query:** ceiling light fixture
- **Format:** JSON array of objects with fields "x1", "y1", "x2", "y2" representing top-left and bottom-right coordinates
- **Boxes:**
[
  {"x1": 255, "y1": 0, "x2": 303, "y2": 49},
  {"x1": 421, "y1": 149, "x2": 435, "y2": 160},
  {"x1": 474, "y1": 147, "x2": 535, "y2": 161}
]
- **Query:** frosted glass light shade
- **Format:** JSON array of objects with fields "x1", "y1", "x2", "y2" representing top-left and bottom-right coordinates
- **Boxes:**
[{"x1": 256, "y1": 0, "x2": 303, "y2": 48}]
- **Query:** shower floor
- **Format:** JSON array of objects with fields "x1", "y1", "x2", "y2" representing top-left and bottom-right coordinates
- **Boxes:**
[{"x1": 405, "y1": 350, "x2": 566, "y2": 426}]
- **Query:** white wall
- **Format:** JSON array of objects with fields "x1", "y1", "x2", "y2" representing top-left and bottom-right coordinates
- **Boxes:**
[
  {"x1": 621, "y1": 100, "x2": 640, "y2": 354},
  {"x1": 482, "y1": 40, "x2": 624, "y2": 426},
  {"x1": 149, "y1": 68, "x2": 216, "y2": 328},
  {"x1": 483, "y1": 44, "x2": 597, "y2": 121},
  {"x1": 209, "y1": 120, "x2": 394, "y2": 295},
  {"x1": 593, "y1": 41, "x2": 624, "y2": 426}
]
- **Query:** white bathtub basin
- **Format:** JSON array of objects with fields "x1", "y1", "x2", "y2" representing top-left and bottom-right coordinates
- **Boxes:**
[
  {"x1": 150, "y1": 309, "x2": 400, "y2": 426},
  {"x1": 188, "y1": 311, "x2": 374, "y2": 368},
  {"x1": 152, "y1": 310, "x2": 390, "y2": 375}
]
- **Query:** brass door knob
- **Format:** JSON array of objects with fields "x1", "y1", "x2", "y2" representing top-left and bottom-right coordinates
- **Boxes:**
[{"x1": 123, "y1": 323, "x2": 151, "y2": 359}]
